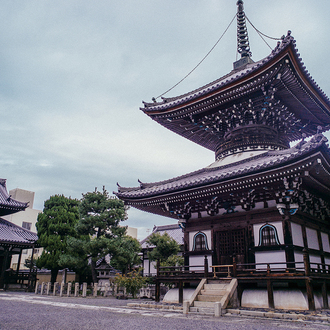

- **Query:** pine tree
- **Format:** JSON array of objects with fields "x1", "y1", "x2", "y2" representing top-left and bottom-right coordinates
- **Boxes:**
[
  {"x1": 76, "y1": 187, "x2": 127, "y2": 283},
  {"x1": 36, "y1": 195, "x2": 80, "y2": 284}
]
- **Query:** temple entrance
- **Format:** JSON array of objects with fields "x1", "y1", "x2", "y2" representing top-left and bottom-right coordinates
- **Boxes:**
[{"x1": 215, "y1": 229, "x2": 246, "y2": 265}]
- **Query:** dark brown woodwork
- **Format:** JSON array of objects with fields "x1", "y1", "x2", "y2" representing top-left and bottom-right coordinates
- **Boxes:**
[
  {"x1": 215, "y1": 229, "x2": 246, "y2": 265},
  {"x1": 322, "y1": 281, "x2": 329, "y2": 309},
  {"x1": 305, "y1": 279, "x2": 315, "y2": 311},
  {"x1": 267, "y1": 279, "x2": 275, "y2": 309}
]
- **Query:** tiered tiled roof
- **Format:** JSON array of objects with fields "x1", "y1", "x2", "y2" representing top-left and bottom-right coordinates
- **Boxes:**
[
  {"x1": 117, "y1": 133, "x2": 329, "y2": 200},
  {"x1": 0, "y1": 179, "x2": 28, "y2": 216},
  {"x1": 0, "y1": 218, "x2": 38, "y2": 247},
  {"x1": 141, "y1": 32, "x2": 330, "y2": 155}
]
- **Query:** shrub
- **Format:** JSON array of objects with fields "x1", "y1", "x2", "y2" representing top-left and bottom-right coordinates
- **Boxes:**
[{"x1": 114, "y1": 269, "x2": 147, "y2": 298}]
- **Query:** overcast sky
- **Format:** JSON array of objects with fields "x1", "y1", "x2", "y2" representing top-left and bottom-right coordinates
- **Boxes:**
[{"x1": 1, "y1": 0, "x2": 330, "y2": 239}]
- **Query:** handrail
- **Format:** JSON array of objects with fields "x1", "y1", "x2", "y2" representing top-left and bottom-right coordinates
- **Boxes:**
[{"x1": 211, "y1": 265, "x2": 233, "y2": 278}]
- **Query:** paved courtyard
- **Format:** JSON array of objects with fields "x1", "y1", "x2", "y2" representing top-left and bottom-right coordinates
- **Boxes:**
[{"x1": 0, "y1": 291, "x2": 329, "y2": 330}]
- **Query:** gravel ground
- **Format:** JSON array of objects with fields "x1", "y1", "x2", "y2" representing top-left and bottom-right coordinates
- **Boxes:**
[{"x1": 0, "y1": 291, "x2": 329, "y2": 330}]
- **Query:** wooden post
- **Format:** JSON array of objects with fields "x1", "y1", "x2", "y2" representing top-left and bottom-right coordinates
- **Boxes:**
[
  {"x1": 322, "y1": 281, "x2": 328, "y2": 309},
  {"x1": 60, "y1": 282, "x2": 64, "y2": 297},
  {"x1": 93, "y1": 283, "x2": 98, "y2": 297},
  {"x1": 74, "y1": 282, "x2": 79, "y2": 297},
  {"x1": 204, "y1": 255, "x2": 208, "y2": 278},
  {"x1": 53, "y1": 282, "x2": 58, "y2": 296},
  {"x1": 41, "y1": 282, "x2": 45, "y2": 295},
  {"x1": 179, "y1": 281, "x2": 183, "y2": 304},
  {"x1": 232, "y1": 255, "x2": 237, "y2": 277},
  {"x1": 267, "y1": 280, "x2": 274, "y2": 309},
  {"x1": 82, "y1": 282, "x2": 87, "y2": 297},
  {"x1": 34, "y1": 281, "x2": 39, "y2": 294},
  {"x1": 16, "y1": 248, "x2": 22, "y2": 276},
  {"x1": 27, "y1": 246, "x2": 35, "y2": 290},
  {"x1": 155, "y1": 280, "x2": 160, "y2": 302},
  {"x1": 67, "y1": 282, "x2": 72, "y2": 297},
  {"x1": 303, "y1": 249, "x2": 310, "y2": 276},
  {"x1": 46, "y1": 282, "x2": 51, "y2": 295},
  {"x1": 305, "y1": 278, "x2": 315, "y2": 311}
]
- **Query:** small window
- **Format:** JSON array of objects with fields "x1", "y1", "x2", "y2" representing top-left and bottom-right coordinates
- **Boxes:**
[
  {"x1": 22, "y1": 222, "x2": 32, "y2": 231},
  {"x1": 259, "y1": 224, "x2": 280, "y2": 246},
  {"x1": 193, "y1": 232, "x2": 208, "y2": 251}
]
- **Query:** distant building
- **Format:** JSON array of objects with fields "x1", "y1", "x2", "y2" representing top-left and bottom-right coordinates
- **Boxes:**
[{"x1": 140, "y1": 224, "x2": 183, "y2": 276}]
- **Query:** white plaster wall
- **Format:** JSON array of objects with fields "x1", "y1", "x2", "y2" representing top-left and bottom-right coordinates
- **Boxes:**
[
  {"x1": 291, "y1": 223, "x2": 304, "y2": 247},
  {"x1": 294, "y1": 251, "x2": 304, "y2": 263},
  {"x1": 189, "y1": 230, "x2": 211, "y2": 251},
  {"x1": 143, "y1": 259, "x2": 153, "y2": 276},
  {"x1": 309, "y1": 254, "x2": 322, "y2": 266},
  {"x1": 189, "y1": 255, "x2": 212, "y2": 272},
  {"x1": 143, "y1": 260, "x2": 156, "y2": 276},
  {"x1": 253, "y1": 222, "x2": 284, "y2": 246},
  {"x1": 325, "y1": 257, "x2": 330, "y2": 265},
  {"x1": 306, "y1": 228, "x2": 319, "y2": 250},
  {"x1": 255, "y1": 251, "x2": 286, "y2": 269},
  {"x1": 321, "y1": 232, "x2": 330, "y2": 253}
]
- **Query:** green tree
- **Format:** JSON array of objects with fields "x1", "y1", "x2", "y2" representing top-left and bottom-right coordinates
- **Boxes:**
[
  {"x1": 110, "y1": 235, "x2": 141, "y2": 274},
  {"x1": 146, "y1": 232, "x2": 181, "y2": 263},
  {"x1": 36, "y1": 195, "x2": 80, "y2": 284},
  {"x1": 76, "y1": 187, "x2": 127, "y2": 283}
]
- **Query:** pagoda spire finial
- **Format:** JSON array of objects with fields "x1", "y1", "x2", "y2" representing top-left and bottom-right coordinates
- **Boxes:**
[{"x1": 233, "y1": 0, "x2": 254, "y2": 69}]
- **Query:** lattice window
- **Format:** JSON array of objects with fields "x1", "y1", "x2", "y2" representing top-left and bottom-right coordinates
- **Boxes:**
[
  {"x1": 193, "y1": 232, "x2": 208, "y2": 251},
  {"x1": 259, "y1": 224, "x2": 280, "y2": 246},
  {"x1": 217, "y1": 229, "x2": 245, "y2": 256}
]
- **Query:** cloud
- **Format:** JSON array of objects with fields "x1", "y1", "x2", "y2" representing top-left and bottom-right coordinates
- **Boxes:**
[{"x1": 0, "y1": 0, "x2": 329, "y2": 239}]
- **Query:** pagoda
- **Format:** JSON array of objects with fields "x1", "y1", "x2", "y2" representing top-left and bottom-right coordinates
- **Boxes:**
[{"x1": 116, "y1": 1, "x2": 330, "y2": 310}]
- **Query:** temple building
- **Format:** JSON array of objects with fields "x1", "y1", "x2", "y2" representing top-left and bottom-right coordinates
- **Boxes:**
[
  {"x1": 116, "y1": 1, "x2": 330, "y2": 310},
  {"x1": 0, "y1": 180, "x2": 38, "y2": 290}
]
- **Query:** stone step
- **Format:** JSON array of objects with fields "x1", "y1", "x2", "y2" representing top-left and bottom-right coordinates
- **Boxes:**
[
  {"x1": 200, "y1": 289, "x2": 227, "y2": 296},
  {"x1": 189, "y1": 306, "x2": 214, "y2": 315},
  {"x1": 193, "y1": 301, "x2": 216, "y2": 308},
  {"x1": 197, "y1": 294, "x2": 224, "y2": 302},
  {"x1": 203, "y1": 283, "x2": 227, "y2": 290}
]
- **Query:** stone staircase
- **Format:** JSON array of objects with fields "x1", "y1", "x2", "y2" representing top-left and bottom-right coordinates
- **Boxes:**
[{"x1": 184, "y1": 278, "x2": 238, "y2": 316}]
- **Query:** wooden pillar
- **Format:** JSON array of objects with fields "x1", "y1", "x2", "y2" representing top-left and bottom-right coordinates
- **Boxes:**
[
  {"x1": 283, "y1": 219, "x2": 295, "y2": 271},
  {"x1": 155, "y1": 280, "x2": 160, "y2": 303},
  {"x1": 305, "y1": 278, "x2": 315, "y2": 311},
  {"x1": 232, "y1": 255, "x2": 237, "y2": 277},
  {"x1": 0, "y1": 248, "x2": 9, "y2": 289},
  {"x1": 178, "y1": 281, "x2": 183, "y2": 304},
  {"x1": 204, "y1": 255, "x2": 208, "y2": 278},
  {"x1": 322, "y1": 281, "x2": 328, "y2": 309},
  {"x1": 27, "y1": 246, "x2": 35, "y2": 290},
  {"x1": 303, "y1": 249, "x2": 310, "y2": 276},
  {"x1": 16, "y1": 248, "x2": 22, "y2": 275},
  {"x1": 267, "y1": 280, "x2": 274, "y2": 309},
  {"x1": 156, "y1": 259, "x2": 160, "y2": 277}
]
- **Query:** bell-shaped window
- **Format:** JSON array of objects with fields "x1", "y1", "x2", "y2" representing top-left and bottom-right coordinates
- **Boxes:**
[
  {"x1": 259, "y1": 224, "x2": 280, "y2": 246},
  {"x1": 193, "y1": 232, "x2": 209, "y2": 251}
]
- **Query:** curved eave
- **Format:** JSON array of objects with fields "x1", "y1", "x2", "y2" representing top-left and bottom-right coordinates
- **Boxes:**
[
  {"x1": 115, "y1": 136, "x2": 330, "y2": 205},
  {"x1": 142, "y1": 37, "x2": 330, "y2": 116}
]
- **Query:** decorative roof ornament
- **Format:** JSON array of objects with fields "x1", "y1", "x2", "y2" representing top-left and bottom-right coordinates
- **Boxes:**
[{"x1": 234, "y1": 0, "x2": 254, "y2": 70}]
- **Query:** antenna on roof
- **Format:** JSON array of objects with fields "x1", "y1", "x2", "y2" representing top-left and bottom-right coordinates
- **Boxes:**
[{"x1": 234, "y1": 0, "x2": 254, "y2": 70}]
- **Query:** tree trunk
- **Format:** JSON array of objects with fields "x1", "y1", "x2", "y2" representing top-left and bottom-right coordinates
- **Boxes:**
[
  {"x1": 51, "y1": 269, "x2": 58, "y2": 284},
  {"x1": 91, "y1": 259, "x2": 98, "y2": 284}
]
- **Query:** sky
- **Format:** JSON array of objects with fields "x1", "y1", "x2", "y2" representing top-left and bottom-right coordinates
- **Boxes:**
[{"x1": 1, "y1": 0, "x2": 330, "y2": 240}]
